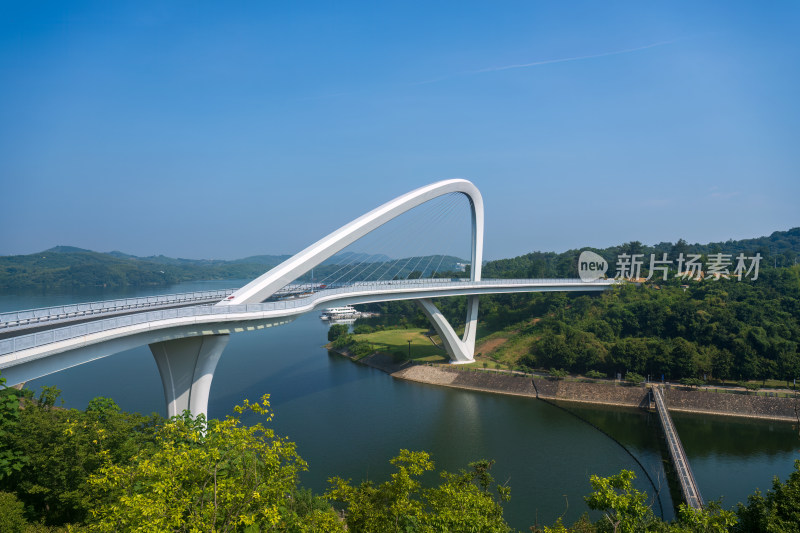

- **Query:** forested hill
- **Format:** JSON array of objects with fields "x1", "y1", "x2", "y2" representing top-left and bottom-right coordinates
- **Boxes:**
[
  {"x1": 1, "y1": 228, "x2": 797, "y2": 290},
  {"x1": 483, "y1": 227, "x2": 800, "y2": 279},
  {"x1": 0, "y1": 248, "x2": 284, "y2": 290},
  {"x1": 0, "y1": 247, "x2": 463, "y2": 290}
]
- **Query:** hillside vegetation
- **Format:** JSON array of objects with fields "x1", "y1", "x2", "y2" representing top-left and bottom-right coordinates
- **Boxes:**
[
  {"x1": 0, "y1": 246, "x2": 466, "y2": 290},
  {"x1": 357, "y1": 229, "x2": 800, "y2": 384}
]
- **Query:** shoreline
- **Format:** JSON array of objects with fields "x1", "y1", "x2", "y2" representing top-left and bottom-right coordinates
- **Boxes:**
[{"x1": 330, "y1": 348, "x2": 800, "y2": 424}]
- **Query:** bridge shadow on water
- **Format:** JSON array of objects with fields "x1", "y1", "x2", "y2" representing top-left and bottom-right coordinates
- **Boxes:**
[{"x1": 210, "y1": 350, "x2": 376, "y2": 416}]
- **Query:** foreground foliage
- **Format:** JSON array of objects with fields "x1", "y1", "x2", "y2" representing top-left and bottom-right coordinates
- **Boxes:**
[
  {"x1": 735, "y1": 459, "x2": 800, "y2": 533},
  {"x1": 87, "y1": 396, "x2": 343, "y2": 532},
  {"x1": 0, "y1": 384, "x2": 159, "y2": 527},
  {"x1": 2, "y1": 373, "x2": 799, "y2": 531},
  {"x1": 327, "y1": 450, "x2": 511, "y2": 532}
]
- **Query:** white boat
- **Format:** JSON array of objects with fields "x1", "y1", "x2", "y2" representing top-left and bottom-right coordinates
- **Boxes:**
[{"x1": 320, "y1": 306, "x2": 360, "y2": 320}]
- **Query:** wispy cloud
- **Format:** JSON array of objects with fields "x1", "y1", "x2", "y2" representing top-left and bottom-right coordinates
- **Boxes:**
[
  {"x1": 709, "y1": 191, "x2": 742, "y2": 201},
  {"x1": 307, "y1": 39, "x2": 681, "y2": 97},
  {"x1": 473, "y1": 40, "x2": 677, "y2": 74},
  {"x1": 410, "y1": 39, "x2": 678, "y2": 87}
]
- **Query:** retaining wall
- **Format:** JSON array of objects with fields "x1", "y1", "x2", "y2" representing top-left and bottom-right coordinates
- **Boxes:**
[
  {"x1": 389, "y1": 363, "x2": 800, "y2": 422},
  {"x1": 662, "y1": 386, "x2": 799, "y2": 421},
  {"x1": 533, "y1": 378, "x2": 648, "y2": 408},
  {"x1": 393, "y1": 365, "x2": 537, "y2": 397},
  {"x1": 534, "y1": 378, "x2": 800, "y2": 422}
]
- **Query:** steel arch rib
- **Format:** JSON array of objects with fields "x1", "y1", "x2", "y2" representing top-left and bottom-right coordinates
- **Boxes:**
[{"x1": 220, "y1": 179, "x2": 484, "y2": 305}]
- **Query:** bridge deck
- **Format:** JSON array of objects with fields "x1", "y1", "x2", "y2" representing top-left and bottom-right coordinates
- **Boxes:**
[
  {"x1": 652, "y1": 385, "x2": 704, "y2": 510},
  {"x1": 0, "y1": 289, "x2": 236, "y2": 334},
  {"x1": 0, "y1": 278, "x2": 616, "y2": 388}
]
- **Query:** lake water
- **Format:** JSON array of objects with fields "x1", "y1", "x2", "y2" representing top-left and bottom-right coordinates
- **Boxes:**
[{"x1": 4, "y1": 281, "x2": 799, "y2": 530}]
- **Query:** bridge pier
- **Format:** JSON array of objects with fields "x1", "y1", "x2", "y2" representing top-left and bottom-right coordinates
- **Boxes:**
[
  {"x1": 149, "y1": 334, "x2": 230, "y2": 419},
  {"x1": 416, "y1": 295, "x2": 479, "y2": 364}
]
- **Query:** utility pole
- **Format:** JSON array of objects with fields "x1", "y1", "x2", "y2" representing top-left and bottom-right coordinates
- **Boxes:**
[{"x1": 407, "y1": 339, "x2": 412, "y2": 360}]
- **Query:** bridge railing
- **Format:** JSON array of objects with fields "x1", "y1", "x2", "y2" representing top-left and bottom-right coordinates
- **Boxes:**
[
  {"x1": 652, "y1": 386, "x2": 704, "y2": 509},
  {"x1": 0, "y1": 289, "x2": 237, "y2": 330},
  {"x1": 0, "y1": 278, "x2": 614, "y2": 358}
]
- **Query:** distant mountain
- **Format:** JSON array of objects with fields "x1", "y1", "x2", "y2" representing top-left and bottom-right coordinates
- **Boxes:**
[
  {"x1": 4, "y1": 228, "x2": 797, "y2": 290},
  {"x1": 230, "y1": 254, "x2": 293, "y2": 266},
  {"x1": 45, "y1": 246, "x2": 95, "y2": 254},
  {"x1": 0, "y1": 248, "x2": 277, "y2": 290},
  {"x1": 323, "y1": 252, "x2": 392, "y2": 265}
]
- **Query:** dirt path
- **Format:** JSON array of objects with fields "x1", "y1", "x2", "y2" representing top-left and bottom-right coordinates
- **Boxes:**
[{"x1": 476, "y1": 336, "x2": 508, "y2": 355}]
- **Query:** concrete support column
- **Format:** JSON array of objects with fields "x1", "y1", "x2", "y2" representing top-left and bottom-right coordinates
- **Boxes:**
[
  {"x1": 416, "y1": 296, "x2": 479, "y2": 364},
  {"x1": 149, "y1": 334, "x2": 230, "y2": 419},
  {"x1": 462, "y1": 295, "x2": 480, "y2": 353}
]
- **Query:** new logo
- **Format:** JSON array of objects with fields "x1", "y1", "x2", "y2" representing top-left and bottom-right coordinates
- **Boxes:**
[{"x1": 578, "y1": 251, "x2": 608, "y2": 282}]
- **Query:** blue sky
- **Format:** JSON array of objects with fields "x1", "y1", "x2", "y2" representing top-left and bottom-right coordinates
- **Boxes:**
[{"x1": 1, "y1": 1, "x2": 798, "y2": 260}]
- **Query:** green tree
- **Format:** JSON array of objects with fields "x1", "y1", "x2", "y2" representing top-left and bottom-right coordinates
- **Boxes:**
[
  {"x1": 680, "y1": 377, "x2": 704, "y2": 388},
  {"x1": 585, "y1": 370, "x2": 606, "y2": 380},
  {"x1": 328, "y1": 323, "x2": 350, "y2": 342},
  {"x1": 0, "y1": 491, "x2": 27, "y2": 533},
  {"x1": 675, "y1": 500, "x2": 738, "y2": 532},
  {"x1": 736, "y1": 459, "x2": 800, "y2": 532},
  {"x1": 584, "y1": 469, "x2": 656, "y2": 533},
  {"x1": 327, "y1": 449, "x2": 433, "y2": 532},
  {"x1": 610, "y1": 338, "x2": 649, "y2": 376},
  {"x1": 0, "y1": 373, "x2": 27, "y2": 481},
  {"x1": 624, "y1": 372, "x2": 645, "y2": 384},
  {"x1": 671, "y1": 338, "x2": 699, "y2": 379},
  {"x1": 424, "y1": 459, "x2": 511, "y2": 533},
  {"x1": 1, "y1": 387, "x2": 159, "y2": 526},
  {"x1": 87, "y1": 395, "x2": 344, "y2": 532},
  {"x1": 327, "y1": 450, "x2": 512, "y2": 532}
]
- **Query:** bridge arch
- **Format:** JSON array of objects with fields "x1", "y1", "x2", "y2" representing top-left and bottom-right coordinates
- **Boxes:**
[
  {"x1": 9, "y1": 179, "x2": 603, "y2": 417},
  {"x1": 219, "y1": 179, "x2": 484, "y2": 305}
]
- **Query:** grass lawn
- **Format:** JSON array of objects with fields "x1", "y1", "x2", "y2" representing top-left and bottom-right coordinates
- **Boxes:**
[
  {"x1": 352, "y1": 328, "x2": 448, "y2": 363},
  {"x1": 350, "y1": 326, "x2": 535, "y2": 370},
  {"x1": 712, "y1": 378, "x2": 798, "y2": 391},
  {"x1": 486, "y1": 333, "x2": 535, "y2": 367}
]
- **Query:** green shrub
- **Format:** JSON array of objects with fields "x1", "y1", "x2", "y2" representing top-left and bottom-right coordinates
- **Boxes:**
[
  {"x1": 327, "y1": 324, "x2": 349, "y2": 342},
  {"x1": 331, "y1": 334, "x2": 353, "y2": 350},
  {"x1": 739, "y1": 382, "x2": 761, "y2": 391},
  {"x1": 625, "y1": 372, "x2": 645, "y2": 384},
  {"x1": 679, "y1": 377, "x2": 704, "y2": 388},
  {"x1": 0, "y1": 491, "x2": 26, "y2": 533},
  {"x1": 351, "y1": 342, "x2": 374, "y2": 358}
]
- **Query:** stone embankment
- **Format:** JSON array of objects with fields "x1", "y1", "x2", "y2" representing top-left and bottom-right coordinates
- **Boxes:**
[
  {"x1": 532, "y1": 378, "x2": 648, "y2": 408},
  {"x1": 334, "y1": 347, "x2": 800, "y2": 423},
  {"x1": 533, "y1": 377, "x2": 799, "y2": 422},
  {"x1": 391, "y1": 364, "x2": 800, "y2": 423},
  {"x1": 661, "y1": 386, "x2": 799, "y2": 422},
  {"x1": 392, "y1": 365, "x2": 537, "y2": 398}
]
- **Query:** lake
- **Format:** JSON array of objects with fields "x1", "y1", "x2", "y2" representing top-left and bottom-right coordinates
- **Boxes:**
[{"x1": 4, "y1": 281, "x2": 798, "y2": 530}]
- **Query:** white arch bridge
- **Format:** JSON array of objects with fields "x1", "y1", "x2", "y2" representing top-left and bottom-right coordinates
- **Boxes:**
[{"x1": 0, "y1": 180, "x2": 613, "y2": 418}]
